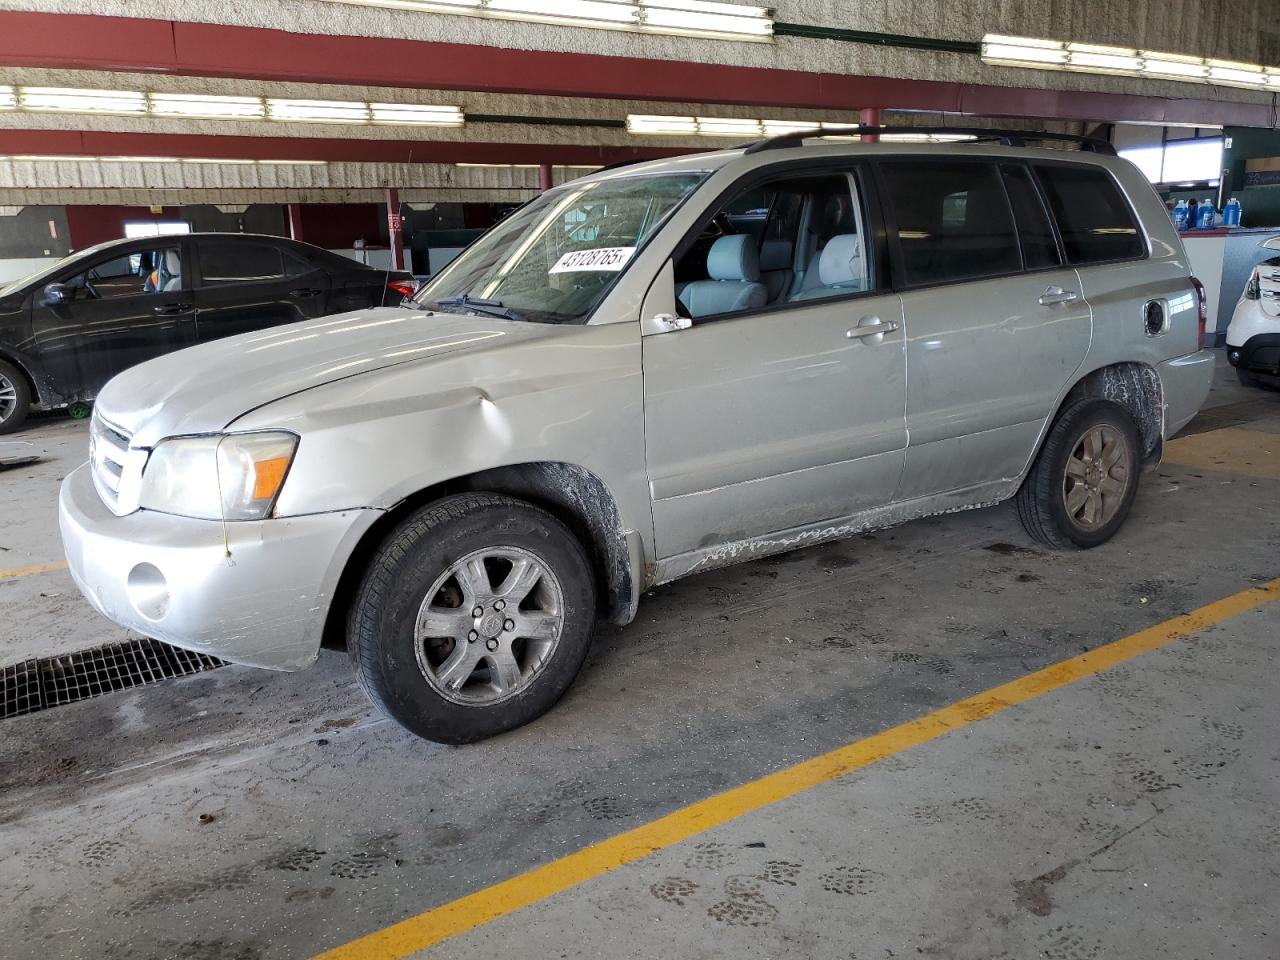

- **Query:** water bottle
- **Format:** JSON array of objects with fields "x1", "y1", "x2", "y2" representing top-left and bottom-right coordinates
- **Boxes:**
[
  {"x1": 1171, "y1": 200, "x2": 1190, "y2": 231},
  {"x1": 1223, "y1": 198, "x2": 1242, "y2": 227},
  {"x1": 1196, "y1": 200, "x2": 1217, "y2": 230}
]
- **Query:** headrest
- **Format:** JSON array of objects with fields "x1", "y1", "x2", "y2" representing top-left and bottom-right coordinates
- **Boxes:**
[
  {"x1": 759, "y1": 239, "x2": 793, "y2": 272},
  {"x1": 818, "y1": 234, "x2": 863, "y2": 286},
  {"x1": 707, "y1": 234, "x2": 760, "y2": 282},
  {"x1": 164, "y1": 249, "x2": 182, "y2": 273}
]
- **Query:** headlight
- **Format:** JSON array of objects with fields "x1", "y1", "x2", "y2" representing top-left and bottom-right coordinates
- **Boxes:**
[{"x1": 138, "y1": 432, "x2": 298, "y2": 521}]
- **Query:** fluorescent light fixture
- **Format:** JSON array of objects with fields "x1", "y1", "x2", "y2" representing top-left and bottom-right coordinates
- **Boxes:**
[
  {"x1": 695, "y1": 116, "x2": 766, "y2": 137},
  {"x1": 0, "y1": 155, "x2": 328, "y2": 166},
  {"x1": 880, "y1": 133, "x2": 977, "y2": 143},
  {"x1": 627, "y1": 114, "x2": 701, "y2": 135},
  {"x1": 20, "y1": 86, "x2": 146, "y2": 115},
  {"x1": 629, "y1": 114, "x2": 851, "y2": 138},
  {"x1": 983, "y1": 33, "x2": 1278, "y2": 90},
  {"x1": 315, "y1": 0, "x2": 772, "y2": 41},
  {"x1": 267, "y1": 98, "x2": 370, "y2": 123},
  {"x1": 369, "y1": 103, "x2": 464, "y2": 126},
  {"x1": 150, "y1": 93, "x2": 266, "y2": 120},
  {"x1": 7, "y1": 84, "x2": 466, "y2": 127}
]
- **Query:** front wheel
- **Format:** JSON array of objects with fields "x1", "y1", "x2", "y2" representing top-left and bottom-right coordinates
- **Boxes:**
[
  {"x1": 0, "y1": 359, "x2": 31, "y2": 435},
  {"x1": 348, "y1": 493, "x2": 597, "y2": 743},
  {"x1": 1016, "y1": 398, "x2": 1143, "y2": 550}
]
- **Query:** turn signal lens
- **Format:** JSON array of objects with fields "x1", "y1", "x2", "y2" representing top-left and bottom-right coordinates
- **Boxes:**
[{"x1": 252, "y1": 455, "x2": 291, "y2": 501}]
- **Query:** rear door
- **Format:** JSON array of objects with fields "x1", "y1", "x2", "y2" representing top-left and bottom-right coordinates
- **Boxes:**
[
  {"x1": 192, "y1": 238, "x2": 330, "y2": 342},
  {"x1": 877, "y1": 157, "x2": 1092, "y2": 500},
  {"x1": 29, "y1": 238, "x2": 197, "y2": 400}
]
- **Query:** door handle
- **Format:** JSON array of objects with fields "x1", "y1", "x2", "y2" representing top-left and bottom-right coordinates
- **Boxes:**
[
  {"x1": 153, "y1": 302, "x2": 192, "y2": 315},
  {"x1": 846, "y1": 317, "x2": 899, "y2": 339},
  {"x1": 290, "y1": 287, "x2": 322, "y2": 297},
  {"x1": 1038, "y1": 285, "x2": 1079, "y2": 307}
]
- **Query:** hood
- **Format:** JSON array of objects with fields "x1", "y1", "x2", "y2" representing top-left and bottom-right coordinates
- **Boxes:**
[{"x1": 96, "y1": 308, "x2": 560, "y2": 446}]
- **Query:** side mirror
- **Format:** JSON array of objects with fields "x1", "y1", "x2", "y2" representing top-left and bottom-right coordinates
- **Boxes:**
[
  {"x1": 651, "y1": 312, "x2": 692, "y2": 333},
  {"x1": 42, "y1": 282, "x2": 71, "y2": 305}
]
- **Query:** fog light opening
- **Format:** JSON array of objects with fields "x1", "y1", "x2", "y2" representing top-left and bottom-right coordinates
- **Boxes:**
[{"x1": 126, "y1": 563, "x2": 170, "y2": 621}]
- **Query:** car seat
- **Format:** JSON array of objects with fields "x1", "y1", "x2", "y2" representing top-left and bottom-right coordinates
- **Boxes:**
[
  {"x1": 789, "y1": 234, "x2": 866, "y2": 301},
  {"x1": 677, "y1": 235, "x2": 768, "y2": 319}
]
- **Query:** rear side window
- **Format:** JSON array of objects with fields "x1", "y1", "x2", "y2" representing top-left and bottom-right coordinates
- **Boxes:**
[
  {"x1": 1034, "y1": 164, "x2": 1144, "y2": 265},
  {"x1": 1000, "y1": 163, "x2": 1061, "y2": 270},
  {"x1": 198, "y1": 242, "x2": 285, "y2": 284},
  {"x1": 878, "y1": 160, "x2": 1021, "y2": 286}
]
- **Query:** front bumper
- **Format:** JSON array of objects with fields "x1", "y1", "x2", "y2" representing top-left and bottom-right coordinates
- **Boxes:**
[
  {"x1": 1157, "y1": 349, "x2": 1215, "y2": 439},
  {"x1": 59, "y1": 463, "x2": 381, "y2": 671}
]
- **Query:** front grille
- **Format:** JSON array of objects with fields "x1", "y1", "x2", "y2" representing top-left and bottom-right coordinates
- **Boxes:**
[
  {"x1": 1, "y1": 639, "x2": 225, "y2": 719},
  {"x1": 90, "y1": 414, "x2": 133, "y2": 512}
]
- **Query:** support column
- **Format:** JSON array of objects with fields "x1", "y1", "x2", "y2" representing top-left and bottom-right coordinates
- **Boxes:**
[
  {"x1": 385, "y1": 187, "x2": 405, "y2": 271},
  {"x1": 859, "y1": 107, "x2": 881, "y2": 143},
  {"x1": 539, "y1": 163, "x2": 554, "y2": 192},
  {"x1": 286, "y1": 203, "x2": 302, "y2": 241}
]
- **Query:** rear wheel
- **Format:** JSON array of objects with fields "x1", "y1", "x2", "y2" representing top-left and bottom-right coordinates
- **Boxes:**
[
  {"x1": 0, "y1": 360, "x2": 31, "y2": 435},
  {"x1": 348, "y1": 493, "x2": 597, "y2": 743},
  {"x1": 1016, "y1": 398, "x2": 1143, "y2": 550}
]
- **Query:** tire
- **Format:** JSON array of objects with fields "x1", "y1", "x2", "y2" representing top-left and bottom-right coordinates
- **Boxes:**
[
  {"x1": 0, "y1": 359, "x2": 31, "y2": 435},
  {"x1": 1237, "y1": 367, "x2": 1279, "y2": 391},
  {"x1": 348, "y1": 493, "x2": 597, "y2": 744},
  {"x1": 1236, "y1": 367, "x2": 1260, "y2": 389},
  {"x1": 1016, "y1": 398, "x2": 1143, "y2": 550}
]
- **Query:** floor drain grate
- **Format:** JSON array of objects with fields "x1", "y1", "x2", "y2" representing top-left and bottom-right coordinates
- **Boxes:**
[{"x1": 1, "y1": 638, "x2": 225, "y2": 719}]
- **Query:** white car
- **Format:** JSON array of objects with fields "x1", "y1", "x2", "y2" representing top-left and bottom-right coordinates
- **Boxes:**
[{"x1": 1227, "y1": 236, "x2": 1280, "y2": 389}]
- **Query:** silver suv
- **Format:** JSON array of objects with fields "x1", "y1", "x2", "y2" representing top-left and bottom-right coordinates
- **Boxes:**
[{"x1": 60, "y1": 130, "x2": 1214, "y2": 743}]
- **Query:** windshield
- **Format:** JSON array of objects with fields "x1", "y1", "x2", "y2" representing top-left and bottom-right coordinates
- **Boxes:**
[
  {"x1": 0, "y1": 241, "x2": 129, "y2": 297},
  {"x1": 413, "y1": 171, "x2": 706, "y2": 324}
]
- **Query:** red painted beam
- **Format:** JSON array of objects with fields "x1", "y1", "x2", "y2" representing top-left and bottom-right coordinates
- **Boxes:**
[
  {"x1": 0, "y1": 11, "x2": 1272, "y2": 128},
  {"x1": 0, "y1": 129, "x2": 689, "y2": 165}
]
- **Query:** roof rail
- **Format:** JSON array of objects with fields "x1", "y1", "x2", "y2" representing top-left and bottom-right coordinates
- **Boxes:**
[{"x1": 741, "y1": 125, "x2": 1115, "y2": 156}]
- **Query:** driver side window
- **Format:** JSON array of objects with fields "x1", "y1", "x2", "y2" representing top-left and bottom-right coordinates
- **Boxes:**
[
  {"x1": 672, "y1": 169, "x2": 874, "y2": 322},
  {"x1": 64, "y1": 246, "x2": 183, "y2": 301}
]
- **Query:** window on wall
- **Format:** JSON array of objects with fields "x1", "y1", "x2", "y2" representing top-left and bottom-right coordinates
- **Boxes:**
[
  {"x1": 1117, "y1": 128, "x2": 1224, "y2": 185},
  {"x1": 123, "y1": 221, "x2": 192, "y2": 239}
]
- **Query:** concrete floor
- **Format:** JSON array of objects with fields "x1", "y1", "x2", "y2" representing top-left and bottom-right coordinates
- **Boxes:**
[{"x1": 2, "y1": 352, "x2": 1279, "y2": 960}]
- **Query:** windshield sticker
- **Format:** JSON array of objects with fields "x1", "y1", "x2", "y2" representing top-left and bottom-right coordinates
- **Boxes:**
[{"x1": 549, "y1": 247, "x2": 636, "y2": 274}]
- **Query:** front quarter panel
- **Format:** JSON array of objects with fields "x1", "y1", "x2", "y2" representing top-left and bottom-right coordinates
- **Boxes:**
[{"x1": 229, "y1": 320, "x2": 654, "y2": 557}]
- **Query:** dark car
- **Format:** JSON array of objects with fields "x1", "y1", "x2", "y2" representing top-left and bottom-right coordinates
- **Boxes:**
[{"x1": 0, "y1": 232, "x2": 416, "y2": 433}]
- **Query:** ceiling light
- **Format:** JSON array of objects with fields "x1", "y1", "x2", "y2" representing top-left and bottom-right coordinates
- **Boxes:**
[
  {"x1": 315, "y1": 0, "x2": 772, "y2": 41},
  {"x1": 369, "y1": 103, "x2": 464, "y2": 126},
  {"x1": 627, "y1": 114, "x2": 701, "y2": 135},
  {"x1": 983, "y1": 33, "x2": 1278, "y2": 90},
  {"x1": 0, "y1": 155, "x2": 328, "y2": 166},
  {"x1": 695, "y1": 116, "x2": 765, "y2": 137},
  {"x1": 20, "y1": 86, "x2": 146, "y2": 115},
  {"x1": 150, "y1": 93, "x2": 266, "y2": 120},
  {"x1": 266, "y1": 98, "x2": 370, "y2": 123},
  {"x1": 762, "y1": 120, "x2": 822, "y2": 136},
  {"x1": 0, "y1": 86, "x2": 15, "y2": 110}
]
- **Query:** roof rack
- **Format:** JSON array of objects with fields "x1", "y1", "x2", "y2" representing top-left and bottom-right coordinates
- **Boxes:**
[{"x1": 741, "y1": 125, "x2": 1115, "y2": 156}]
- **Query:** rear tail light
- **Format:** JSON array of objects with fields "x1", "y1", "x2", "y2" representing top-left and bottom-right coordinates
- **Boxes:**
[
  {"x1": 1190, "y1": 276, "x2": 1208, "y2": 343},
  {"x1": 1245, "y1": 268, "x2": 1261, "y2": 301},
  {"x1": 388, "y1": 279, "x2": 417, "y2": 299}
]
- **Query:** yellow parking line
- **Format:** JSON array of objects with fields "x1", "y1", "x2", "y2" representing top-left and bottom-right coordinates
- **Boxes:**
[
  {"x1": 0, "y1": 561, "x2": 68, "y2": 580},
  {"x1": 312, "y1": 578, "x2": 1280, "y2": 960}
]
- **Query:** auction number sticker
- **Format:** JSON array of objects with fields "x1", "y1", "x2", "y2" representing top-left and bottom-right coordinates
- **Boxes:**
[{"x1": 549, "y1": 247, "x2": 636, "y2": 274}]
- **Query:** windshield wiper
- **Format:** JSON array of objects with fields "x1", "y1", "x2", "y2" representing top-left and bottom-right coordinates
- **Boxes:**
[{"x1": 431, "y1": 293, "x2": 524, "y2": 322}]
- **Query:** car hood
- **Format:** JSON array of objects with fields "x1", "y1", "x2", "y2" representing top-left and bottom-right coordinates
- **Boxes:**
[{"x1": 95, "y1": 308, "x2": 561, "y2": 447}]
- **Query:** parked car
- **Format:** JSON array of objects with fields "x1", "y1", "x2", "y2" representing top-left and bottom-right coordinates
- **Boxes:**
[
  {"x1": 0, "y1": 233, "x2": 415, "y2": 433},
  {"x1": 59, "y1": 130, "x2": 1213, "y2": 743},
  {"x1": 1227, "y1": 235, "x2": 1280, "y2": 389}
]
